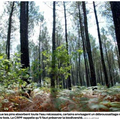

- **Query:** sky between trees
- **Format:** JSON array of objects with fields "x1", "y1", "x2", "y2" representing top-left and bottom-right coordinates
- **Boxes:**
[{"x1": 0, "y1": 0, "x2": 115, "y2": 55}]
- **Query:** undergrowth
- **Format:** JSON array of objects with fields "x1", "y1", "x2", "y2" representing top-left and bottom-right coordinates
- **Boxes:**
[{"x1": 1, "y1": 84, "x2": 120, "y2": 112}]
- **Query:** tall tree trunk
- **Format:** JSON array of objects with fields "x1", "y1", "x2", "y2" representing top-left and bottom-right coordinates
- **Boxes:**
[
  {"x1": 6, "y1": 2, "x2": 15, "y2": 59},
  {"x1": 100, "y1": 63, "x2": 104, "y2": 85},
  {"x1": 104, "y1": 41, "x2": 113, "y2": 86},
  {"x1": 63, "y1": 1, "x2": 71, "y2": 90},
  {"x1": 58, "y1": 62, "x2": 63, "y2": 89},
  {"x1": 115, "y1": 47, "x2": 120, "y2": 71},
  {"x1": 20, "y1": 2, "x2": 30, "y2": 95},
  {"x1": 51, "y1": 1, "x2": 56, "y2": 93},
  {"x1": 75, "y1": 54, "x2": 79, "y2": 86},
  {"x1": 82, "y1": 2, "x2": 96, "y2": 86},
  {"x1": 96, "y1": 66, "x2": 100, "y2": 83},
  {"x1": 20, "y1": 2, "x2": 29, "y2": 69},
  {"x1": 110, "y1": 2, "x2": 120, "y2": 57},
  {"x1": 110, "y1": 49, "x2": 116, "y2": 85},
  {"x1": 38, "y1": 24, "x2": 41, "y2": 86},
  {"x1": 71, "y1": 65, "x2": 75, "y2": 86},
  {"x1": 77, "y1": 22, "x2": 82, "y2": 86},
  {"x1": 77, "y1": 2, "x2": 89, "y2": 86},
  {"x1": 93, "y1": 1, "x2": 109, "y2": 87},
  {"x1": 78, "y1": 53, "x2": 82, "y2": 86}
]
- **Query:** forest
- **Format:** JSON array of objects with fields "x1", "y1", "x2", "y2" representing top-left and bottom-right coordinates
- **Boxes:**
[{"x1": 0, "y1": 1, "x2": 120, "y2": 112}]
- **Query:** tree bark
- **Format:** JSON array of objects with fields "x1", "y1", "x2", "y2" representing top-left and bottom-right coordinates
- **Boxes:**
[
  {"x1": 77, "y1": 21, "x2": 82, "y2": 86},
  {"x1": 93, "y1": 1, "x2": 109, "y2": 87},
  {"x1": 110, "y1": 2, "x2": 120, "y2": 57},
  {"x1": 51, "y1": 1, "x2": 56, "y2": 91},
  {"x1": 75, "y1": 54, "x2": 79, "y2": 86},
  {"x1": 20, "y1": 2, "x2": 29, "y2": 69},
  {"x1": 78, "y1": 53, "x2": 82, "y2": 86},
  {"x1": 104, "y1": 40, "x2": 113, "y2": 86},
  {"x1": 82, "y1": 2, "x2": 96, "y2": 86},
  {"x1": 115, "y1": 47, "x2": 120, "y2": 72},
  {"x1": 110, "y1": 49, "x2": 116, "y2": 85},
  {"x1": 6, "y1": 2, "x2": 15, "y2": 59},
  {"x1": 78, "y1": 2, "x2": 89, "y2": 86},
  {"x1": 38, "y1": 24, "x2": 41, "y2": 86},
  {"x1": 63, "y1": 1, "x2": 71, "y2": 90}
]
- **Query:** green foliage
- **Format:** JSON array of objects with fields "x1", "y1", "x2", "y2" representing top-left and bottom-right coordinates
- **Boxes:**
[
  {"x1": 42, "y1": 45, "x2": 73, "y2": 81},
  {"x1": 31, "y1": 59, "x2": 42, "y2": 82},
  {"x1": 0, "y1": 53, "x2": 30, "y2": 88},
  {"x1": 41, "y1": 45, "x2": 83, "y2": 88},
  {"x1": 71, "y1": 49, "x2": 83, "y2": 61},
  {"x1": 43, "y1": 77, "x2": 51, "y2": 87}
]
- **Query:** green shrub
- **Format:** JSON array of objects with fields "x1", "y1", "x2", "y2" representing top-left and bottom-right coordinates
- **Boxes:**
[{"x1": 0, "y1": 53, "x2": 30, "y2": 88}]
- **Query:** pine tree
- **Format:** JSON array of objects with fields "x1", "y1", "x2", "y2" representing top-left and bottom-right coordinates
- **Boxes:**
[
  {"x1": 63, "y1": 1, "x2": 71, "y2": 90},
  {"x1": 51, "y1": 1, "x2": 56, "y2": 94},
  {"x1": 77, "y1": 2, "x2": 89, "y2": 86},
  {"x1": 82, "y1": 2, "x2": 96, "y2": 86},
  {"x1": 93, "y1": 1, "x2": 109, "y2": 87},
  {"x1": 6, "y1": 2, "x2": 14, "y2": 60},
  {"x1": 20, "y1": 2, "x2": 30, "y2": 83},
  {"x1": 110, "y1": 2, "x2": 120, "y2": 56}
]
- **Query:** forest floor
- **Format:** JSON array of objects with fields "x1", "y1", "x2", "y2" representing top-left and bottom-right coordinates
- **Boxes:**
[{"x1": 1, "y1": 85, "x2": 120, "y2": 112}]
